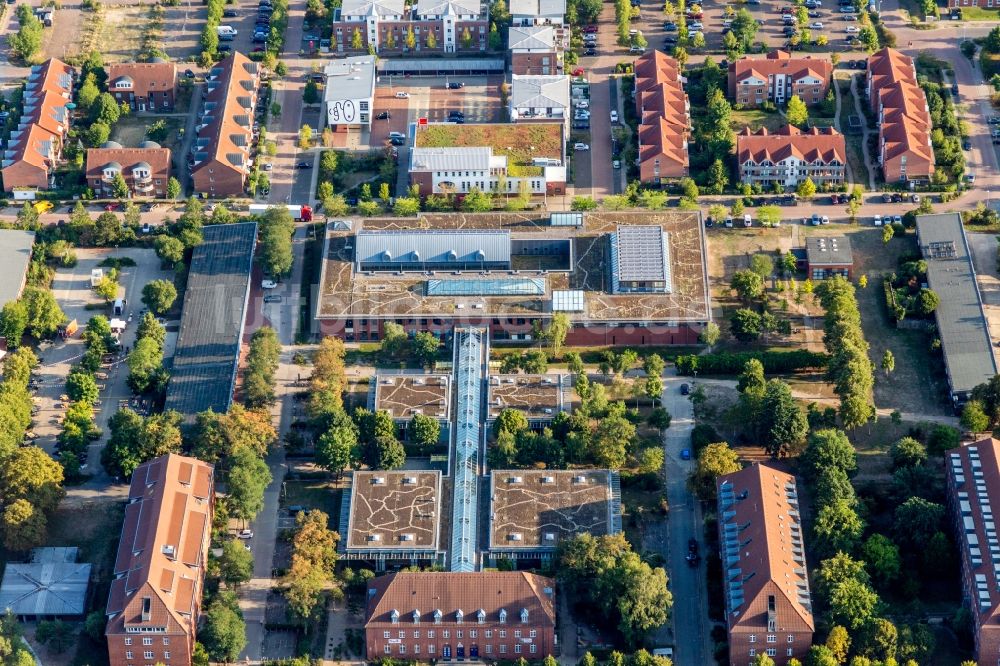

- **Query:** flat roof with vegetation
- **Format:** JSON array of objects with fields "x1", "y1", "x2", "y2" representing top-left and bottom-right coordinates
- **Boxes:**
[{"x1": 414, "y1": 122, "x2": 563, "y2": 177}]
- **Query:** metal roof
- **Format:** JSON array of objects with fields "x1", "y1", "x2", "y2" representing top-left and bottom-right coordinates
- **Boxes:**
[
  {"x1": 324, "y1": 57, "x2": 377, "y2": 103},
  {"x1": 450, "y1": 328, "x2": 485, "y2": 571},
  {"x1": 805, "y1": 235, "x2": 853, "y2": 266},
  {"x1": 0, "y1": 560, "x2": 92, "y2": 617},
  {"x1": 340, "y1": 0, "x2": 404, "y2": 16},
  {"x1": 414, "y1": 0, "x2": 480, "y2": 15},
  {"x1": 510, "y1": 75, "x2": 570, "y2": 110},
  {"x1": 377, "y1": 58, "x2": 505, "y2": 74},
  {"x1": 0, "y1": 230, "x2": 34, "y2": 308},
  {"x1": 915, "y1": 213, "x2": 998, "y2": 399},
  {"x1": 356, "y1": 229, "x2": 511, "y2": 268},
  {"x1": 612, "y1": 225, "x2": 671, "y2": 287},
  {"x1": 508, "y1": 25, "x2": 557, "y2": 51},
  {"x1": 509, "y1": 0, "x2": 565, "y2": 16},
  {"x1": 165, "y1": 223, "x2": 256, "y2": 416},
  {"x1": 410, "y1": 146, "x2": 501, "y2": 172}
]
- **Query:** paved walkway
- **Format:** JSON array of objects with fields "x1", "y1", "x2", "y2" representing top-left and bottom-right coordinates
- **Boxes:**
[{"x1": 848, "y1": 73, "x2": 877, "y2": 191}]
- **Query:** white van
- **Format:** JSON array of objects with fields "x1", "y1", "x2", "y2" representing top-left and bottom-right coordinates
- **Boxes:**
[
  {"x1": 217, "y1": 25, "x2": 237, "y2": 36},
  {"x1": 743, "y1": 213, "x2": 752, "y2": 227}
]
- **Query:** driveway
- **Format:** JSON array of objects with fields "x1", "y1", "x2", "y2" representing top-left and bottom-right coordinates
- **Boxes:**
[
  {"x1": 661, "y1": 371, "x2": 710, "y2": 666},
  {"x1": 42, "y1": 248, "x2": 174, "y2": 489}
]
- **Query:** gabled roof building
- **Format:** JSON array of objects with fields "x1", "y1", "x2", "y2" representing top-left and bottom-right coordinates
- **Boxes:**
[
  {"x1": 331, "y1": 0, "x2": 486, "y2": 54},
  {"x1": 105, "y1": 454, "x2": 214, "y2": 666},
  {"x1": 190, "y1": 53, "x2": 260, "y2": 198},
  {"x1": 736, "y1": 126, "x2": 846, "y2": 188},
  {"x1": 86, "y1": 142, "x2": 172, "y2": 198},
  {"x1": 2, "y1": 58, "x2": 73, "y2": 192},
  {"x1": 509, "y1": 25, "x2": 564, "y2": 75},
  {"x1": 107, "y1": 61, "x2": 177, "y2": 111},
  {"x1": 634, "y1": 51, "x2": 690, "y2": 184},
  {"x1": 509, "y1": 0, "x2": 565, "y2": 25},
  {"x1": 364, "y1": 572, "x2": 557, "y2": 660},
  {"x1": 728, "y1": 50, "x2": 832, "y2": 108},
  {"x1": 509, "y1": 75, "x2": 571, "y2": 137},
  {"x1": 947, "y1": 437, "x2": 1000, "y2": 666},
  {"x1": 717, "y1": 464, "x2": 814, "y2": 666},
  {"x1": 867, "y1": 48, "x2": 934, "y2": 183}
]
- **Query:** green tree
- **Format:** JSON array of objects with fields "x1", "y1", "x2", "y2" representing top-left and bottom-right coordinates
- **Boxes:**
[
  {"x1": 0, "y1": 300, "x2": 28, "y2": 347},
  {"x1": 127, "y1": 336, "x2": 164, "y2": 394},
  {"x1": 315, "y1": 415, "x2": 357, "y2": 477},
  {"x1": 411, "y1": 331, "x2": 440, "y2": 366},
  {"x1": 141, "y1": 279, "x2": 177, "y2": 315},
  {"x1": 21, "y1": 287, "x2": 65, "y2": 339},
  {"x1": 66, "y1": 371, "x2": 99, "y2": 404},
  {"x1": 85, "y1": 121, "x2": 111, "y2": 147},
  {"x1": 218, "y1": 538, "x2": 254, "y2": 587},
  {"x1": 461, "y1": 187, "x2": 493, "y2": 212},
  {"x1": 797, "y1": 177, "x2": 817, "y2": 199},
  {"x1": 962, "y1": 399, "x2": 991, "y2": 432},
  {"x1": 815, "y1": 551, "x2": 870, "y2": 603},
  {"x1": 731, "y1": 269, "x2": 764, "y2": 302},
  {"x1": 201, "y1": 594, "x2": 247, "y2": 662},
  {"x1": 786, "y1": 95, "x2": 808, "y2": 127},
  {"x1": 9, "y1": 11, "x2": 42, "y2": 61},
  {"x1": 706, "y1": 158, "x2": 729, "y2": 194},
  {"x1": 759, "y1": 379, "x2": 808, "y2": 457},
  {"x1": 880, "y1": 349, "x2": 895, "y2": 376},
  {"x1": 814, "y1": 466, "x2": 856, "y2": 507},
  {"x1": 257, "y1": 205, "x2": 296, "y2": 276},
  {"x1": 917, "y1": 288, "x2": 940, "y2": 316},
  {"x1": 699, "y1": 321, "x2": 720, "y2": 347},
  {"x1": 76, "y1": 74, "x2": 100, "y2": 110},
  {"x1": 91, "y1": 92, "x2": 122, "y2": 125},
  {"x1": 801, "y1": 428, "x2": 857, "y2": 480},
  {"x1": 110, "y1": 172, "x2": 130, "y2": 199},
  {"x1": 166, "y1": 177, "x2": 182, "y2": 200},
  {"x1": 154, "y1": 235, "x2": 185, "y2": 266},
  {"x1": 861, "y1": 533, "x2": 901, "y2": 587},
  {"x1": 689, "y1": 442, "x2": 741, "y2": 500},
  {"x1": 590, "y1": 413, "x2": 635, "y2": 469},
  {"x1": 813, "y1": 499, "x2": 865, "y2": 556},
  {"x1": 730, "y1": 7, "x2": 759, "y2": 50},
  {"x1": 890, "y1": 436, "x2": 926, "y2": 469},
  {"x1": 893, "y1": 496, "x2": 944, "y2": 549},
  {"x1": 227, "y1": 447, "x2": 272, "y2": 526},
  {"x1": 410, "y1": 412, "x2": 441, "y2": 448},
  {"x1": 2, "y1": 499, "x2": 46, "y2": 552},
  {"x1": 303, "y1": 80, "x2": 321, "y2": 104},
  {"x1": 830, "y1": 578, "x2": 879, "y2": 629},
  {"x1": 730, "y1": 308, "x2": 763, "y2": 342}
]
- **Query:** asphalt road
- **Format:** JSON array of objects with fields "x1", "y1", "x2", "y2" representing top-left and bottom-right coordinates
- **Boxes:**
[{"x1": 661, "y1": 371, "x2": 710, "y2": 666}]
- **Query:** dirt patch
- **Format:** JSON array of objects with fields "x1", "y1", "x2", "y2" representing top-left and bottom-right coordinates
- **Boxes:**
[{"x1": 94, "y1": 4, "x2": 147, "y2": 62}]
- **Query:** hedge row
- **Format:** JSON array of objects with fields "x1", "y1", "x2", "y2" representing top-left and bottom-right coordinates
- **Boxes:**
[{"x1": 674, "y1": 350, "x2": 829, "y2": 376}]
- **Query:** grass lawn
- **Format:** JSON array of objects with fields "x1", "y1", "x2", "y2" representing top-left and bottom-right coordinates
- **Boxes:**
[
  {"x1": 731, "y1": 108, "x2": 786, "y2": 133},
  {"x1": 957, "y1": 5, "x2": 1000, "y2": 19},
  {"x1": 282, "y1": 478, "x2": 343, "y2": 526}
]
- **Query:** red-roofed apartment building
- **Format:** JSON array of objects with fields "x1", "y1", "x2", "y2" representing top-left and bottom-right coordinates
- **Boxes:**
[
  {"x1": 105, "y1": 454, "x2": 214, "y2": 666},
  {"x1": 365, "y1": 571, "x2": 557, "y2": 661},
  {"x1": 736, "y1": 126, "x2": 846, "y2": 189},
  {"x1": 728, "y1": 50, "x2": 832, "y2": 108},
  {"x1": 867, "y1": 47, "x2": 934, "y2": 183},
  {"x1": 1, "y1": 58, "x2": 73, "y2": 192},
  {"x1": 107, "y1": 61, "x2": 178, "y2": 112},
  {"x1": 947, "y1": 437, "x2": 1000, "y2": 666},
  {"x1": 191, "y1": 53, "x2": 260, "y2": 198},
  {"x1": 634, "y1": 50, "x2": 689, "y2": 184},
  {"x1": 717, "y1": 464, "x2": 814, "y2": 666},
  {"x1": 86, "y1": 145, "x2": 172, "y2": 198}
]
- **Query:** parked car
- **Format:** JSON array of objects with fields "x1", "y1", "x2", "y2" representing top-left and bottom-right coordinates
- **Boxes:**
[
  {"x1": 223, "y1": 8, "x2": 237, "y2": 16},
  {"x1": 610, "y1": 110, "x2": 619, "y2": 123},
  {"x1": 680, "y1": 448, "x2": 691, "y2": 461},
  {"x1": 584, "y1": 48, "x2": 597, "y2": 56},
  {"x1": 394, "y1": 91, "x2": 409, "y2": 98},
  {"x1": 680, "y1": 383, "x2": 690, "y2": 395},
  {"x1": 264, "y1": 294, "x2": 282, "y2": 303},
  {"x1": 612, "y1": 159, "x2": 621, "y2": 169},
  {"x1": 663, "y1": 21, "x2": 677, "y2": 30},
  {"x1": 574, "y1": 142, "x2": 590, "y2": 151},
  {"x1": 238, "y1": 530, "x2": 254, "y2": 539},
  {"x1": 873, "y1": 214, "x2": 882, "y2": 226},
  {"x1": 583, "y1": 24, "x2": 599, "y2": 32},
  {"x1": 811, "y1": 21, "x2": 823, "y2": 27},
  {"x1": 376, "y1": 111, "x2": 390, "y2": 119},
  {"x1": 447, "y1": 81, "x2": 465, "y2": 89},
  {"x1": 262, "y1": 279, "x2": 278, "y2": 289},
  {"x1": 743, "y1": 213, "x2": 752, "y2": 227},
  {"x1": 963, "y1": 137, "x2": 972, "y2": 150},
  {"x1": 295, "y1": 161, "x2": 311, "y2": 169}
]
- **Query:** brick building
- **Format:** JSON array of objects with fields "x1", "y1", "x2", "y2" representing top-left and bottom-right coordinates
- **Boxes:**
[
  {"x1": 634, "y1": 51, "x2": 690, "y2": 184},
  {"x1": 867, "y1": 48, "x2": 934, "y2": 183},
  {"x1": 804, "y1": 235, "x2": 853, "y2": 280},
  {"x1": 365, "y1": 571, "x2": 557, "y2": 660},
  {"x1": 331, "y1": 0, "x2": 487, "y2": 54},
  {"x1": 107, "y1": 61, "x2": 177, "y2": 111},
  {"x1": 86, "y1": 143, "x2": 172, "y2": 198},
  {"x1": 105, "y1": 454, "x2": 214, "y2": 666},
  {"x1": 509, "y1": 25, "x2": 564, "y2": 75},
  {"x1": 736, "y1": 126, "x2": 846, "y2": 189},
  {"x1": 728, "y1": 50, "x2": 832, "y2": 108},
  {"x1": 717, "y1": 464, "x2": 814, "y2": 666},
  {"x1": 191, "y1": 53, "x2": 260, "y2": 198},
  {"x1": 1, "y1": 58, "x2": 73, "y2": 192},
  {"x1": 947, "y1": 438, "x2": 1000, "y2": 666}
]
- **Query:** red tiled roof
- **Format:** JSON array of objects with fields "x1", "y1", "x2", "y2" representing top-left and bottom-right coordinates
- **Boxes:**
[
  {"x1": 737, "y1": 125, "x2": 846, "y2": 165},
  {"x1": 867, "y1": 48, "x2": 934, "y2": 179},
  {"x1": 107, "y1": 62, "x2": 177, "y2": 98},
  {"x1": 365, "y1": 572, "x2": 557, "y2": 627},
  {"x1": 85, "y1": 147, "x2": 172, "y2": 181},
  {"x1": 191, "y1": 52, "x2": 259, "y2": 185},
  {"x1": 633, "y1": 50, "x2": 689, "y2": 179},
  {"x1": 730, "y1": 51, "x2": 832, "y2": 87},
  {"x1": 717, "y1": 464, "x2": 814, "y2": 634},
  {"x1": 1, "y1": 58, "x2": 72, "y2": 186},
  {"x1": 105, "y1": 454, "x2": 213, "y2": 639}
]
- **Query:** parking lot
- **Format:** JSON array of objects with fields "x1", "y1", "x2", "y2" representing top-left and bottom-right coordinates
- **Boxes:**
[{"x1": 34, "y1": 248, "x2": 175, "y2": 485}]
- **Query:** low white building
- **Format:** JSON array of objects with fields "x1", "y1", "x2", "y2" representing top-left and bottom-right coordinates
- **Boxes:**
[
  {"x1": 324, "y1": 56, "x2": 377, "y2": 128},
  {"x1": 509, "y1": 74, "x2": 571, "y2": 138}
]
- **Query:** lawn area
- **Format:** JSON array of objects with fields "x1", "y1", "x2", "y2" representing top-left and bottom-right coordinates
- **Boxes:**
[
  {"x1": 282, "y1": 477, "x2": 343, "y2": 526},
  {"x1": 957, "y1": 5, "x2": 1000, "y2": 19},
  {"x1": 731, "y1": 108, "x2": 786, "y2": 133},
  {"x1": 110, "y1": 116, "x2": 186, "y2": 160},
  {"x1": 413, "y1": 123, "x2": 562, "y2": 172},
  {"x1": 96, "y1": 4, "x2": 148, "y2": 62}
]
